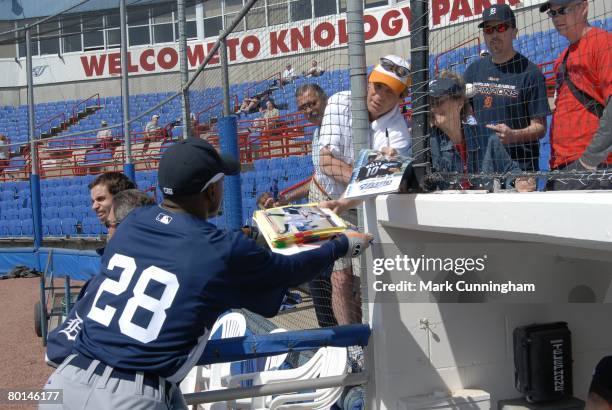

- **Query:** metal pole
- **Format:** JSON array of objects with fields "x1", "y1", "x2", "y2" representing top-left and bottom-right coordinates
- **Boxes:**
[
  {"x1": 410, "y1": 0, "x2": 430, "y2": 187},
  {"x1": 220, "y1": 29, "x2": 231, "y2": 117},
  {"x1": 178, "y1": 0, "x2": 191, "y2": 140},
  {"x1": 26, "y1": 28, "x2": 43, "y2": 250},
  {"x1": 218, "y1": 116, "x2": 242, "y2": 230},
  {"x1": 346, "y1": 1, "x2": 373, "y2": 407},
  {"x1": 120, "y1": 0, "x2": 135, "y2": 182}
]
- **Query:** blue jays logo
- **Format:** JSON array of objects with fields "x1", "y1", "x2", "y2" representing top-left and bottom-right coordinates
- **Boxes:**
[
  {"x1": 32, "y1": 65, "x2": 48, "y2": 78},
  {"x1": 59, "y1": 312, "x2": 82, "y2": 341}
]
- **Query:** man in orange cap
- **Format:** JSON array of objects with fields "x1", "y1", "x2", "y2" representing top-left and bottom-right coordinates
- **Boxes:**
[{"x1": 311, "y1": 55, "x2": 412, "y2": 327}]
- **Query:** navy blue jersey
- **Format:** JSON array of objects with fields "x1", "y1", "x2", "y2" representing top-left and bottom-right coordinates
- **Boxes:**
[
  {"x1": 72, "y1": 205, "x2": 346, "y2": 382},
  {"x1": 463, "y1": 53, "x2": 550, "y2": 171}
]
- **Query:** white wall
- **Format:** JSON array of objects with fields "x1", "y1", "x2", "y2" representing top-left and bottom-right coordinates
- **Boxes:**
[{"x1": 364, "y1": 192, "x2": 612, "y2": 409}]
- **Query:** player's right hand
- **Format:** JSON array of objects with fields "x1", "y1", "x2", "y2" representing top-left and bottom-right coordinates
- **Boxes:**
[{"x1": 343, "y1": 230, "x2": 373, "y2": 258}]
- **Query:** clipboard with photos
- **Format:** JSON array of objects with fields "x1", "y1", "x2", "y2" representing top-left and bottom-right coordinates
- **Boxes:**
[{"x1": 253, "y1": 203, "x2": 347, "y2": 254}]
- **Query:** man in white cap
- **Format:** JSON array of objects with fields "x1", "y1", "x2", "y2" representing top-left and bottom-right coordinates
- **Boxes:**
[
  {"x1": 145, "y1": 114, "x2": 162, "y2": 141},
  {"x1": 96, "y1": 120, "x2": 113, "y2": 146},
  {"x1": 313, "y1": 54, "x2": 411, "y2": 326}
]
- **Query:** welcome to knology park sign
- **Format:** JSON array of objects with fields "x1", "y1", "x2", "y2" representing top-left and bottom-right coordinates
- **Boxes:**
[{"x1": 8, "y1": 0, "x2": 535, "y2": 86}]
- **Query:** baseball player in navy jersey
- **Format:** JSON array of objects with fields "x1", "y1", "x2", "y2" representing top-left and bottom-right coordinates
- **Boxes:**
[{"x1": 41, "y1": 137, "x2": 372, "y2": 409}]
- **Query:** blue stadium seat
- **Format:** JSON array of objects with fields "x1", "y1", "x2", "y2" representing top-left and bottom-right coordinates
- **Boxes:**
[
  {"x1": 58, "y1": 205, "x2": 74, "y2": 219},
  {"x1": 18, "y1": 207, "x2": 32, "y2": 220},
  {"x1": 8, "y1": 220, "x2": 21, "y2": 236},
  {"x1": 46, "y1": 218, "x2": 62, "y2": 236},
  {"x1": 43, "y1": 206, "x2": 59, "y2": 220},
  {"x1": 61, "y1": 217, "x2": 78, "y2": 236},
  {"x1": 82, "y1": 216, "x2": 101, "y2": 236},
  {"x1": 21, "y1": 220, "x2": 33, "y2": 236},
  {"x1": 0, "y1": 221, "x2": 10, "y2": 236}
]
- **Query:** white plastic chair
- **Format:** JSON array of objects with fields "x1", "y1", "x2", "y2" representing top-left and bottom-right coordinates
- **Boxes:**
[
  {"x1": 227, "y1": 328, "x2": 289, "y2": 409},
  {"x1": 225, "y1": 346, "x2": 348, "y2": 410},
  {"x1": 180, "y1": 312, "x2": 247, "y2": 410}
]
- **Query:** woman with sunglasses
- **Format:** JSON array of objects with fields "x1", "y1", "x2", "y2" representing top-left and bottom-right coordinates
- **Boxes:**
[
  {"x1": 463, "y1": 4, "x2": 550, "y2": 172},
  {"x1": 429, "y1": 71, "x2": 534, "y2": 192}
]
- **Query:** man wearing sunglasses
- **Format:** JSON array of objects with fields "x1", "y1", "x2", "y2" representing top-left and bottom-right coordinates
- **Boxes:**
[
  {"x1": 540, "y1": 0, "x2": 612, "y2": 190},
  {"x1": 464, "y1": 4, "x2": 550, "y2": 172}
]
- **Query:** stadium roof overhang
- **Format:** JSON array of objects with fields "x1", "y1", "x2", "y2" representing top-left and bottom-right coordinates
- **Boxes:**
[{"x1": 0, "y1": 0, "x2": 180, "y2": 21}]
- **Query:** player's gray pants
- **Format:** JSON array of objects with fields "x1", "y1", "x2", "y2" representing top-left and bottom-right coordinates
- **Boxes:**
[{"x1": 39, "y1": 354, "x2": 188, "y2": 410}]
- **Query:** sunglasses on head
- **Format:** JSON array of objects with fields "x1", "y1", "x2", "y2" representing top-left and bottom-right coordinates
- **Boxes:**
[
  {"x1": 380, "y1": 58, "x2": 410, "y2": 78},
  {"x1": 483, "y1": 22, "x2": 511, "y2": 34},
  {"x1": 546, "y1": 1, "x2": 583, "y2": 17}
]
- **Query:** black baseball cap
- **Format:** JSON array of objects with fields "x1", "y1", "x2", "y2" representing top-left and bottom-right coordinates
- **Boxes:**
[
  {"x1": 428, "y1": 78, "x2": 463, "y2": 98},
  {"x1": 590, "y1": 356, "x2": 612, "y2": 404},
  {"x1": 478, "y1": 4, "x2": 517, "y2": 28},
  {"x1": 158, "y1": 137, "x2": 240, "y2": 197},
  {"x1": 539, "y1": 0, "x2": 577, "y2": 12}
]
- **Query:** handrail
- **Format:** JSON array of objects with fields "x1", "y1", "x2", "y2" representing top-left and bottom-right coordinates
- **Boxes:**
[
  {"x1": 35, "y1": 112, "x2": 67, "y2": 136},
  {"x1": 72, "y1": 93, "x2": 100, "y2": 121},
  {"x1": 434, "y1": 37, "x2": 481, "y2": 76},
  {"x1": 242, "y1": 71, "x2": 282, "y2": 101},
  {"x1": 195, "y1": 94, "x2": 240, "y2": 124}
]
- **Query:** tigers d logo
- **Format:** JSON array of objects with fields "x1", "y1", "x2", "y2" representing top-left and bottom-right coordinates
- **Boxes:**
[{"x1": 484, "y1": 95, "x2": 493, "y2": 108}]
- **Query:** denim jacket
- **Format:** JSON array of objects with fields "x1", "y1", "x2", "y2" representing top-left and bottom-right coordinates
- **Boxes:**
[{"x1": 430, "y1": 123, "x2": 521, "y2": 190}]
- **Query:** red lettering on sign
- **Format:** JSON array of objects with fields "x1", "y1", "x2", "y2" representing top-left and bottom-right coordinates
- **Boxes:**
[
  {"x1": 381, "y1": 10, "x2": 403, "y2": 36},
  {"x1": 140, "y1": 49, "x2": 155, "y2": 71},
  {"x1": 206, "y1": 42, "x2": 219, "y2": 65},
  {"x1": 313, "y1": 22, "x2": 335, "y2": 47},
  {"x1": 187, "y1": 44, "x2": 205, "y2": 67},
  {"x1": 80, "y1": 55, "x2": 106, "y2": 77},
  {"x1": 158, "y1": 47, "x2": 178, "y2": 70},
  {"x1": 227, "y1": 38, "x2": 240, "y2": 61},
  {"x1": 241, "y1": 36, "x2": 260, "y2": 59},
  {"x1": 473, "y1": 0, "x2": 492, "y2": 15},
  {"x1": 363, "y1": 14, "x2": 378, "y2": 41},
  {"x1": 290, "y1": 26, "x2": 311, "y2": 52},
  {"x1": 108, "y1": 53, "x2": 121, "y2": 75},
  {"x1": 337, "y1": 19, "x2": 348, "y2": 44},
  {"x1": 127, "y1": 52, "x2": 139, "y2": 73},
  {"x1": 271, "y1": 30, "x2": 289, "y2": 54},
  {"x1": 450, "y1": 0, "x2": 473, "y2": 22},
  {"x1": 432, "y1": 0, "x2": 450, "y2": 25},
  {"x1": 401, "y1": 7, "x2": 412, "y2": 30}
]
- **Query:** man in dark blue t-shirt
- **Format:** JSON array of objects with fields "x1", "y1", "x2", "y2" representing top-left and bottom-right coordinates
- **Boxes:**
[
  {"x1": 463, "y1": 4, "x2": 551, "y2": 171},
  {"x1": 41, "y1": 138, "x2": 372, "y2": 409}
]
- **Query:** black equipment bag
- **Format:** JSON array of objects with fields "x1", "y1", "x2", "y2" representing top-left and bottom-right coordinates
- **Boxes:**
[{"x1": 513, "y1": 322, "x2": 573, "y2": 403}]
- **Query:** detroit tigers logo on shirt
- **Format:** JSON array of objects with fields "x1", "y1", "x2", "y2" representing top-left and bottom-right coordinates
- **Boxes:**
[
  {"x1": 59, "y1": 312, "x2": 83, "y2": 341},
  {"x1": 156, "y1": 213, "x2": 173, "y2": 224}
]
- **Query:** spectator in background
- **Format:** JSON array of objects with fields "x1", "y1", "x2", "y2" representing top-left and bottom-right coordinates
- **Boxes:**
[
  {"x1": 304, "y1": 60, "x2": 324, "y2": 77},
  {"x1": 427, "y1": 73, "x2": 533, "y2": 191},
  {"x1": 258, "y1": 83, "x2": 342, "y2": 328},
  {"x1": 145, "y1": 114, "x2": 162, "y2": 141},
  {"x1": 88, "y1": 171, "x2": 136, "y2": 225},
  {"x1": 541, "y1": 0, "x2": 612, "y2": 190},
  {"x1": 586, "y1": 356, "x2": 612, "y2": 410},
  {"x1": 281, "y1": 63, "x2": 296, "y2": 85},
  {"x1": 262, "y1": 99, "x2": 280, "y2": 129},
  {"x1": 464, "y1": 4, "x2": 550, "y2": 172},
  {"x1": 96, "y1": 120, "x2": 113, "y2": 147},
  {"x1": 105, "y1": 189, "x2": 156, "y2": 239},
  {"x1": 0, "y1": 134, "x2": 9, "y2": 171},
  {"x1": 238, "y1": 95, "x2": 261, "y2": 115}
]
